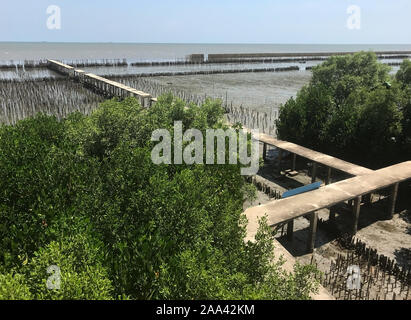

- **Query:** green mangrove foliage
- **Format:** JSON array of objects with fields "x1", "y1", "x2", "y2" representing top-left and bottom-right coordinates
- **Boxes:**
[
  {"x1": 276, "y1": 52, "x2": 411, "y2": 168},
  {"x1": 0, "y1": 95, "x2": 319, "y2": 300}
]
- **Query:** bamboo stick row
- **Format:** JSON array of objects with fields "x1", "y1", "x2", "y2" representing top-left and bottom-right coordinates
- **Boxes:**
[
  {"x1": 0, "y1": 78, "x2": 104, "y2": 125},
  {"x1": 314, "y1": 234, "x2": 411, "y2": 300}
]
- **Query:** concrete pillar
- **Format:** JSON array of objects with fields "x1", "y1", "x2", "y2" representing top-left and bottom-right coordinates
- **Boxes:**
[
  {"x1": 292, "y1": 153, "x2": 297, "y2": 171},
  {"x1": 287, "y1": 220, "x2": 294, "y2": 242},
  {"x1": 277, "y1": 148, "x2": 283, "y2": 173},
  {"x1": 352, "y1": 196, "x2": 361, "y2": 235},
  {"x1": 311, "y1": 162, "x2": 317, "y2": 183},
  {"x1": 263, "y1": 143, "x2": 267, "y2": 161},
  {"x1": 364, "y1": 193, "x2": 372, "y2": 206},
  {"x1": 329, "y1": 206, "x2": 336, "y2": 222},
  {"x1": 325, "y1": 167, "x2": 332, "y2": 185},
  {"x1": 307, "y1": 211, "x2": 318, "y2": 253},
  {"x1": 388, "y1": 183, "x2": 399, "y2": 218}
]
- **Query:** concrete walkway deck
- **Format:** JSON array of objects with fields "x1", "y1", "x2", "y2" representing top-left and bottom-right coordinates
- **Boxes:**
[
  {"x1": 245, "y1": 161, "x2": 411, "y2": 241},
  {"x1": 258, "y1": 133, "x2": 374, "y2": 177}
]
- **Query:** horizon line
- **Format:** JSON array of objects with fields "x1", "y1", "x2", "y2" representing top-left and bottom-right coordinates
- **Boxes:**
[{"x1": 1, "y1": 41, "x2": 411, "y2": 45}]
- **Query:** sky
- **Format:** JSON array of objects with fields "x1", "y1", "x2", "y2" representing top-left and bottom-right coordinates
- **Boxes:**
[{"x1": 1, "y1": 0, "x2": 410, "y2": 43}]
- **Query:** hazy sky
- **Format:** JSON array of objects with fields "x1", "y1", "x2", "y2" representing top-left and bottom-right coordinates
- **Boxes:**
[{"x1": 1, "y1": 0, "x2": 410, "y2": 43}]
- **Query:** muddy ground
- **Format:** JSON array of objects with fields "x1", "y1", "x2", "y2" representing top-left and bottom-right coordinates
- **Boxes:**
[{"x1": 150, "y1": 70, "x2": 312, "y2": 112}]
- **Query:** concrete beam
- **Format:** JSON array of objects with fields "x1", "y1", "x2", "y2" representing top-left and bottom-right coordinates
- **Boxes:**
[
  {"x1": 388, "y1": 182, "x2": 399, "y2": 218},
  {"x1": 352, "y1": 196, "x2": 362, "y2": 234},
  {"x1": 307, "y1": 211, "x2": 318, "y2": 253}
]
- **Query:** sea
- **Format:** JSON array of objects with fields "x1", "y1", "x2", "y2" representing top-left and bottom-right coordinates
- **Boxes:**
[{"x1": 1, "y1": 42, "x2": 411, "y2": 62}]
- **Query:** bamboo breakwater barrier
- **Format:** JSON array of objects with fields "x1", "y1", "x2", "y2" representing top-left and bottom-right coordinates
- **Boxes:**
[
  {"x1": 0, "y1": 59, "x2": 49, "y2": 69},
  {"x1": 313, "y1": 234, "x2": 411, "y2": 300},
  {"x1": 3, "y1": 51, "x2": 409, "y2": 70},
  {"x1": 225, "y1": 104, "x2": 279, "y2": 135},
  {"x1": 108, "y1": 75, "x2": 279, "y2": 135},
  {"x1": 98, "y1": 66, "x2": 300, "y2": 78},
  {"x1": 106, "y1": 75, "x2": 278, "y2": 135},
  {"x1": 60, "y1": 59, "x2": 128, "y2": 68},
  {"x1": 204, "y1": 51, "x2": 411, "y2": 63},
  {"x1": 47, "y1": 60, "x2": 155, "y2": 107},
  {"x1": 0, "y1": 69, "x2": 279, "y2": 133},
  {"x1": 5, "y1": 57, "x2": 282, "y2": 135},
  {"x1": 131, "y1": 56, "x2": 328, "y2": 66},
  {"x1": 0, "y1": 77, "x2": 105, "y2": 125},
  {"x1": 0, "y1": 59, "x2": 128, "y2": 70}
]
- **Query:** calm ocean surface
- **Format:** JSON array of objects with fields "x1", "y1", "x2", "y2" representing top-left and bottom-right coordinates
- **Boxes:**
[{"x1": 1, "y1": 43, "x2": 411, "y2": 62}]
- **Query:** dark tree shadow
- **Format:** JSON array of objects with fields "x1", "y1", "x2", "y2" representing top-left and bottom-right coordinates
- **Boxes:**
[{"x1": 394, "y1": 248, "x2": 411, "y2": 269}]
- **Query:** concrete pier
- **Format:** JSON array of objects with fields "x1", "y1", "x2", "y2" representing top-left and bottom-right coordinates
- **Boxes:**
[
  {"x1": 329, "y1": 206, "x2": 336, "y2": 222},
  {"x1": 311, "y1": 162, "x2": 318, "y2": 183},
  {"x1": 262, "y1": 143, "x2": 267, "y2": 161},
  {"x1": 277, "y1": 148, "x2": 283, "y2": 173},
  {"x1": 388, "y1": 182, "x2": 399, "y2": 218},
  {"x1": 325, "y1": 167, "x2": 332, "y2": 185},
  {"x1": 245, "y1": 161, "x2": 411, "y2": 253},
  {"x1": 352, "y1": 196, "x2": 362, "y2": 234},
  {"x1": 292, "y1": 153, "x2": 297, "y2": 171},
  {"x1": 287, "y1": 220, "x2": 294, "y2": 242},
  {"x1": 47, "y1": 60, "x2": 155, "y2": 107}
]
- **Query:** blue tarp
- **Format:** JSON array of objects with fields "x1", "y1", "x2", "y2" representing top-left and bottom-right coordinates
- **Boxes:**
[{"x1": 281, "y1": 181, "x2": 322, "y2": 199}]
